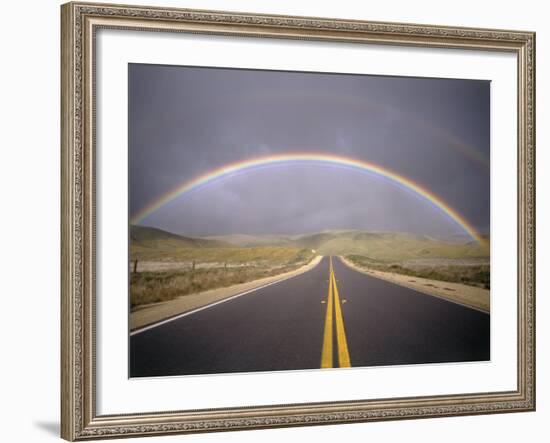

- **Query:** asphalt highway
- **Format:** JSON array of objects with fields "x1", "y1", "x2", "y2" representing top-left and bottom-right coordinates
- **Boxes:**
[{"x1": 130, "y1": 256, "x2": 490, "y2": 377}]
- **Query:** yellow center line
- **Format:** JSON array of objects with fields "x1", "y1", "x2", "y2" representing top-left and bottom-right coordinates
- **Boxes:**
[
  {"x1": 320, "y1": 258, "x2": 334, "y2": 368},
  {"x1": 320, "y1": 257, "x2": 352, "y2": 368},
  {"x1": 332, "y1": 260, "x2": 352, "y2": 367}
]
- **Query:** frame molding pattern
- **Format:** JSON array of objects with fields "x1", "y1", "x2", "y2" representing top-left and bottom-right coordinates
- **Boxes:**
[{"x1": 61, "y1": 2, "x2": 535, "y2": 440}]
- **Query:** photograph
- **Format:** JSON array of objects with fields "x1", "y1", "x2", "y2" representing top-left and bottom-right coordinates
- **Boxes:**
[{"x1": 128, "y1": 64, "x2": 491, "y2": 378}]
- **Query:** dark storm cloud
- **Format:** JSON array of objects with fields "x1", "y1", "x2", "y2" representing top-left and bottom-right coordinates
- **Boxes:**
[{"x1": 129, "y1": 63, "x2": 490, "y2": 238}]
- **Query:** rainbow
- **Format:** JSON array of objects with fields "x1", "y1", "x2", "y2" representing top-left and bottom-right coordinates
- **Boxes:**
[
  {"x1": 251, "y1": 90, "x2": 490, "y2": 170},
  {"x1": 131, "y1": 153, "x2": 487, "y2": 246}
]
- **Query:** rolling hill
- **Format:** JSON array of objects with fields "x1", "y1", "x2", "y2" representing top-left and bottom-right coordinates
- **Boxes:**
[
  {"x1": 294, "y1": 231, "x2": 489, "y2": 261},
  {"x1": 206, "y1": 230, "x2": 489, "y2": 261},
  {"x1": 204, "y1": 233, "x2": 292, "y2": 247},
  {"x1": 130, "y1": 225, "x2": 231, "y2": 249},
  {"x1": 131, "y1": 226, "x2": 489, "y2": 263},
  {"x1": 129, "y1": 225, "x2": 313, "y2": 264}
]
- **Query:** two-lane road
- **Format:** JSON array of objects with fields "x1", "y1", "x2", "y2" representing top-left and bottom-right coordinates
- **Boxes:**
[{"x1": 130, "y1": 256, "x2": 490, "y2": 377}]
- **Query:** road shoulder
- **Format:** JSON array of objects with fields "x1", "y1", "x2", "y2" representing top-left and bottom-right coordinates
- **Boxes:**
[
  {"x1": 338, "y1": 256, "x2": 490, "y2": 313},
  {"x1": 130, "y1": 255, "x2": 323, "y2": 331}
]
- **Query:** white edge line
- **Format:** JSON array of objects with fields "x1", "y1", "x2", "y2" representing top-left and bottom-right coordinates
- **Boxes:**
[{"x1": 130, "y1": 257, "x2": 323, "y2": 336}]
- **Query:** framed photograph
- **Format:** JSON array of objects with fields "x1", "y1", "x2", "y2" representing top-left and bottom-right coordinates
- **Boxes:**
[{"x1": 61, "y1": 1, "x2": 535, "y2": 440}]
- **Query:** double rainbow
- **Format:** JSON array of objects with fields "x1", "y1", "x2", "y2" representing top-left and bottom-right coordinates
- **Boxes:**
[{"x1": 131, "y1": 153, "x2": 487, "y2": 246}]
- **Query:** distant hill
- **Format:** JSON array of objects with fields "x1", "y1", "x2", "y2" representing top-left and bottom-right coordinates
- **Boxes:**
[
  {"x1": 204, "y1": 234, "x2": 292, "y2": 247},
  {"x1": 201, "y1": 230, "x2": 489, "y2": 262},
  {"x1": 130, "y1": 226, "x2": 489, "y2": 263},
  {"x1": 293, "y1": 231, "x2": 489, "y2": 261},
  {"x1": 130, "y1": 225, "x2": 230, "y2": 249},
  {"x1": 129, "y1": 225, "x2": 312, "y2": 264}
]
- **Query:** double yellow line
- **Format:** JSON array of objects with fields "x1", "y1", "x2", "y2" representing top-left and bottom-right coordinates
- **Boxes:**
[{"x1": 321, "y1": 257, "x2": 351, "y2": 368}]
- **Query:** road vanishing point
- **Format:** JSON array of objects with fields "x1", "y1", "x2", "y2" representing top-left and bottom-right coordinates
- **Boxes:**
[{"x1": 130, "y1": 256, "x2": 490, "y2": 377}]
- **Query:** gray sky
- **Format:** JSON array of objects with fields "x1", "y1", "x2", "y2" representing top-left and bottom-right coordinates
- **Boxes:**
[{"x1": 129, "y1": 63, "x2": 490, "y2": 239}]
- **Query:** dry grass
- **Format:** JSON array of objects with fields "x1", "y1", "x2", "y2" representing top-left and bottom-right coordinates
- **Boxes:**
[
  {"x1": 130, "y1": 226, "x2": 315, "y2": 309},
  {"x1": 130, "y1": 249, "x2": 314, "y2": 309},
  {"x1": 131, "y1": 245, "x2": 312, "y2": 264},
  {"x1": 347, "y1": 255, "x2": 490, "y2": 289},
  {"x1": 341, "y1": 256, "x2": 490, "y2": 312}
]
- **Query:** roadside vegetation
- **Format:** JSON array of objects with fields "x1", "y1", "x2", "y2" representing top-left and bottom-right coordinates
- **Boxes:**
[
  {"x1": 346, "y1": 255, "x2": 490, "y2": 289},
  {"x1": 131, "y1": 244, "x2": 313, "y2": 264},
  {"x1": 130, "y1": 248, "x2": 314, "y2": 309}
]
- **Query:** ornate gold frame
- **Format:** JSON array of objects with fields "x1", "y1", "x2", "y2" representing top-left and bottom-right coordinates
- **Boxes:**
[{"x1": 61, "y1": 2, "x2": 536, "y2": 440}]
